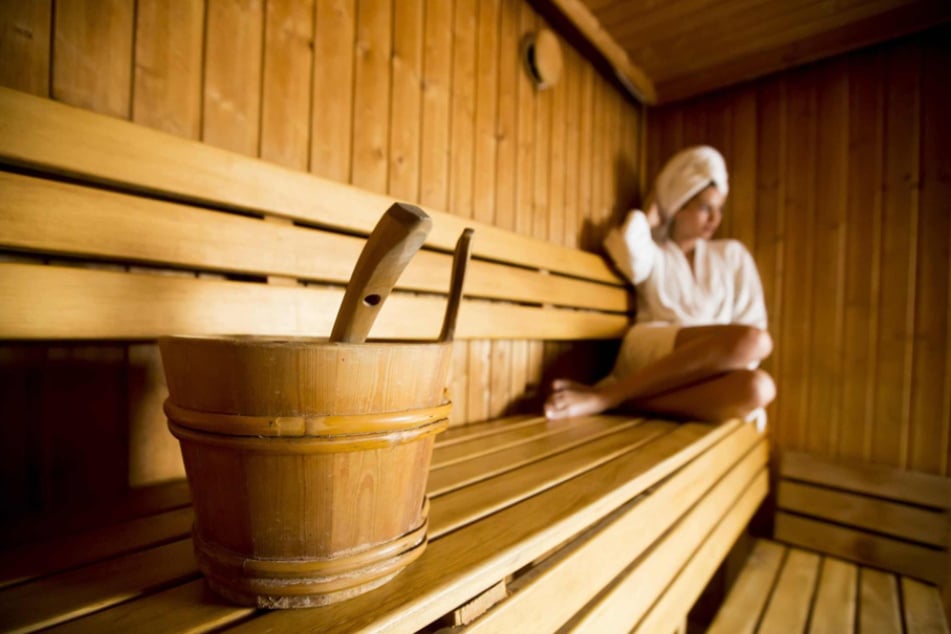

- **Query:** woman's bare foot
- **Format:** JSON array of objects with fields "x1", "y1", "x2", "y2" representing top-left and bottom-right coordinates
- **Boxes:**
[{"x1": 544, "y1": 379, "x2": 613, "y2": 420}]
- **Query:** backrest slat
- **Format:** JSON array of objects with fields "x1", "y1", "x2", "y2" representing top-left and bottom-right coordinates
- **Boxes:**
[
  {"x1": 0, "y1": 87, "x2": 622, "y2": 285},
  {"x1": 0, "y1": 263, "x2": 629, "y2": 340},
  {"x1": 0, "y1": 171, "x2": 628, "y2": 313}
]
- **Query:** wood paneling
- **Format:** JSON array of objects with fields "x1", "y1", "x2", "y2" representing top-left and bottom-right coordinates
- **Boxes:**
[
  {"x1": 647, "y1": 26, "x2": 951, "y2": 475},
  {"x1": 0, "y1": 0, "x2": 643, "y2": 513}
]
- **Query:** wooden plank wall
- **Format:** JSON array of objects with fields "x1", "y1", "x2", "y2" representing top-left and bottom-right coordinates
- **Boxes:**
[
  {"x1": 646, "y1": 25, "x2": 951, "y2": 476},
  {"x1": 0, "y1": 0, "x2": 641, "y2": 515}
]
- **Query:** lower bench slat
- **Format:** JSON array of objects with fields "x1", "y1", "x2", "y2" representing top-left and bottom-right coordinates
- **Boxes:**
[
  {"x1": 809, "y1": 558, "x2": 857, "y2": 634},
  {"x1": 0, "y1": 539, "x2": 198, "y2": 633},
  {"x1": 225, "y1": 422, "x2": 739, "y2": 633},
  {"x1": 860, "y1": 568, "x2": 903, "y2": 634},
  {"x1": 710, "y1": 539, "x2": 950, "y2": 634},
  {"x1": 0, "y1": 417, "x2": 752, "y2": 634},
  {"x1": 902, "y1": 577, "x2": 951, "y2": 634},
  {"x1": 566, "y1": 439, "x2": 767, "y2": 633},
  {"x1": 461, "y1": 421, "x2": 764, "y2": 632},
  {"x1": 707, "y1": 540, "x2": 785, "y2": 634}
]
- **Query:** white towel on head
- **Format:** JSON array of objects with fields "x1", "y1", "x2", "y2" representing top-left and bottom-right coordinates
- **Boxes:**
[{"x1": 653, "y1": 145, "x2": 729, "y2": 241}]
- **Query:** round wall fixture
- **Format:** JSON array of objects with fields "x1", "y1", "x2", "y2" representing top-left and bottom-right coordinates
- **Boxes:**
[{"x1": 521, "y1": 29, "x2": 563, "y2": 90}]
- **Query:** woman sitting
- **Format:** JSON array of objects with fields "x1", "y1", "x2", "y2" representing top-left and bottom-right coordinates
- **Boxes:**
[{"x1": 544, "y1": 146, "x2": 776, "y2": 425}]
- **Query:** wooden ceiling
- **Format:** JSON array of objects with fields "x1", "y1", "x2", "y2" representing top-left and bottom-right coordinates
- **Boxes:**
[{"x1": 542, "y1": 0, "x2": 951, "y2": 104}]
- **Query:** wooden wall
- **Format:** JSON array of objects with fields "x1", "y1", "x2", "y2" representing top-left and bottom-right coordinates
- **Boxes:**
[
  {"x1": 0, "y1": 0, "x2": 641, "y2": 515},
  {"x1": 647, "y1": 26, "x2": 951, "y2": 476}
]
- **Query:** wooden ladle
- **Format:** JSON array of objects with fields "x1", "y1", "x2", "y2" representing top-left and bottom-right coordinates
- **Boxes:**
[
  {"x1": 329, "y1": 203, "x2": 432, "y2": 343},
  {"x1": 439, "y1": 228, "x2": 474, "y2": 342}
]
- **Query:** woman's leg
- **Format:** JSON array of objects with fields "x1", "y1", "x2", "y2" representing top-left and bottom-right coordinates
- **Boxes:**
[
  {"x1": 622, "y1": 368, "x2": 776, "y2": 421},
  {"x1": 543, "y1": 324, "x2": 773, "y2": 420}
]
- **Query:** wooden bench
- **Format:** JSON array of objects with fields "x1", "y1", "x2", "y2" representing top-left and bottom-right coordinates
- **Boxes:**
[
  {"x1": 709, "y1": 450, "x2": 951, "y2": 633},
  {"x1": 0, "y1": 86, "x2": 768, "y2": 632}
]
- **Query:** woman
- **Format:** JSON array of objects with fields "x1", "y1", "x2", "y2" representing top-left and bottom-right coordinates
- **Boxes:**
[{"x1": 544, "y1": 146, "x2": 775, "y2": 424}]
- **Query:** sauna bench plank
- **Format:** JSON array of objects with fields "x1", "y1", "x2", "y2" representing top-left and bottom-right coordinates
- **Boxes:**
[
  {"x1": 0, "y1": 415, "x2": 762, "y2": 633},
  {"x1": 708, "y1": 539, "x2": 951, "y2": 634}
]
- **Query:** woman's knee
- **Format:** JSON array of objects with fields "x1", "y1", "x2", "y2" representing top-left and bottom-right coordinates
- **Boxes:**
[
  {"x1": 724, "y1": 326, "x2": 772, "y2": 366},
  {"x1": 743, "y1": 369, "x2": 776, "y2": 408}
]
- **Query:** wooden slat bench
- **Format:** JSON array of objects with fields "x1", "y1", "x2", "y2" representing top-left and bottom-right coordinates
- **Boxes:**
[
  {"x1": 0, "y1": 416, "x2": 766, "y2": 633},
  {"x1": 0, "y1": 86, "x2": 768, "y2": 632},
  {"x1": 709, "y1": 451, "x2": 951, "y2": 633}
]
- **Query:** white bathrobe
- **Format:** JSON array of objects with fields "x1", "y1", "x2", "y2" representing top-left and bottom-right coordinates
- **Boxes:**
[{"x1": 604, "y1": 209, "x2": 767, "y2": 330}]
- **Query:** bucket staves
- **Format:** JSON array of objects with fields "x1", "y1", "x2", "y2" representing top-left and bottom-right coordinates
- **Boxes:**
[{"x1": 160, "y1": 336, "x2": 452, "y2": 608}]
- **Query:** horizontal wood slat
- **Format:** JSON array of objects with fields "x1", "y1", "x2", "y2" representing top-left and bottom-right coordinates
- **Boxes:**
[
  {"x1": 0, "y1": 538, "x2": 197, "y2": 633},
  {"x1": 225, "y1": 422, "x2": 739, "y2": 633},
  {"x1": 777, "y1": 480, "x2": 949, "y2": 547},
  {"x1": 774, "y1": 511, "x2": 948, "y2": 585},
  {"x1": 630, "y1": 471, "x2": 769, "y2": 634},
  {"x1": 0, "y1": 171, "x2": 629, "y2": 313},
  {"x1": 561, "y1": 439, "x2": 766, "y2": 633},
  {"x1": 0, "y1": 263, "x2": 629, "y2": 340},
  {"x1": 0, "y1": 87, "x2": 622, "y2": 284},
  {"x1": 781, "y1": 450, "x2": 951, "y2": 509},
  {"x1": 466, "y1": 425, "x2": 764, "y2": 632},
  {"x1": 0, "y1": 418, "x2": 746, "y2": 634}
]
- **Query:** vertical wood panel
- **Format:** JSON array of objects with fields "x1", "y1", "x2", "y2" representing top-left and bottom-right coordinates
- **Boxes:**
[
  {"x1": 132, "y1": 0, "x2": 204, "y2": 139},
  {"x1": 0, "y1": 0, "x2": 51, "y2": 96},
  {"x1": 418, "y1": 0, "x2": 452, "y2": 210},
  {"x1": 389, "y1": 0, "x2": 423, "y2": 201},
  {"x1": 872, "y1": 40, "x2": 920, "y2": 468},
  {"x1": 778, "y1": 69, "x2": 817, "y2": 451},
  {"x1": 730, "y1": 86, "x2": 757, "y2": 250},
  {"x1": 547, "y1": 33, "x2": 567, "y2": 246},
  {"x1": 649, "y1": 27, "x2": 951, "y2": 476},
  {"x1": 203, "y1": 0, "x2": 263, "y2": 156},
  {"x1": 52, "y1": 0, "x2": 133, "y2": 118},
  {"x1": 351, "y1": 0, "x2": 391, "y2": 192},
  {"x1": 311, "y1": 0, "x2": 354, "y2": 182},
  {"x1": 839, "y1": 49, "x2": 884, "y2": 462},
  {"x1": 562, "y1": 46, "x2": 581, "y2": 247},
  {"x1": 806, "y1": 59, "x2": 848, "y2": 456},
  {"x1": 261, "y1": 0, "x2": 314, "y2": 171},
  {"x1": 752, "y1": 76, "x2": 785, "y2": 435},
  {"x1": 576, "y1": 60, "x2": 593, "y2": 248},
  {"x1": 912, "y1": 33, "x2": 951, "y2": 475}
]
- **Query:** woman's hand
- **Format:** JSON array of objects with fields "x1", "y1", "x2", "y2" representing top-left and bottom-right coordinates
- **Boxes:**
[{"x1": 645, "y1": 201, "x2": 661, "y2": 228}]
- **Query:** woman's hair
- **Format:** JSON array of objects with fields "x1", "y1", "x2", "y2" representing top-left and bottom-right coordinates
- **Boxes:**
[{"x1": 651, "y1": 147, "x2": 728, "y2": 241}]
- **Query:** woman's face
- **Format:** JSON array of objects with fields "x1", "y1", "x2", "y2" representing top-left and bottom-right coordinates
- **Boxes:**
[{"x1": 671, "y1": 185, "x2": 725, "y2": 243}]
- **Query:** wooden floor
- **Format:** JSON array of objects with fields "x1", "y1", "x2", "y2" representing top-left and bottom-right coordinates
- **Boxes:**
[
  {"x1": 708, "y1": 539, "x2": 950, "y2": 634},
  {"x1": 0, "y1": 415, "x2": 766, "y2": 633}
]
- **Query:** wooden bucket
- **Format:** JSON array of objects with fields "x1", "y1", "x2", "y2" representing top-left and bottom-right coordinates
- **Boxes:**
[{"x1": 159, "y1": 335, "x2": 453, "y2": 608}]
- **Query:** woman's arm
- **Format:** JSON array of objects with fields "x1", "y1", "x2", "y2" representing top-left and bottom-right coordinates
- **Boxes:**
[{"x1": 603, "y1": 206, "x2": 660, "y2": 285}]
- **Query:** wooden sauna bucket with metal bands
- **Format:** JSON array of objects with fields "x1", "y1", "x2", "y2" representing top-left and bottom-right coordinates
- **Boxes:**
[{"x1": 159, "y1": 335, "x2": 453, "y2": 608}]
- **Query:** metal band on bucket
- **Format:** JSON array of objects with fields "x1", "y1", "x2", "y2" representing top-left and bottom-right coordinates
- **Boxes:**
[{"x1": 164, "y1": 398, "x2": 452, "y2": 437}]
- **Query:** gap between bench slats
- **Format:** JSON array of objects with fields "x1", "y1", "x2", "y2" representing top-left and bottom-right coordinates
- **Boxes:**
[
  {"x1": 0, "y1": 171, "x2": 627, "y2": 313},
  {"x1": 0, "y1": 419, "x2": 732, "y2": 632},
  {"x1": 0, "y1": 87, "x2": 619, "y2": 284},
  {"x1": 0, "y1": 263, "x2": 628, "y2": 340}
]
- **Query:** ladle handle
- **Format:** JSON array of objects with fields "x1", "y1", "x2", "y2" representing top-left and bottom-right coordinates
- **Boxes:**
[
  {"x1": 330, "y1": 203, "x2": 432, "y2": 343},
  {"x1": 439, "y1": 228, "x2": 474, "y2": 343}
]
